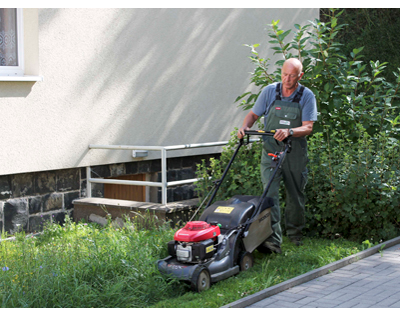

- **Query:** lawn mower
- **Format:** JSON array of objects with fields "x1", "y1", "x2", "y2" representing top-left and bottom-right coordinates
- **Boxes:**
[{"x1": 157, "y1": 130, "x2": 292, "y2": 292}]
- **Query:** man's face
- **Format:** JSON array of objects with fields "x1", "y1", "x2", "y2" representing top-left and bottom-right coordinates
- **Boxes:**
[{"x1": 281, "y1": 63, "x2": 303, "y2": 90}]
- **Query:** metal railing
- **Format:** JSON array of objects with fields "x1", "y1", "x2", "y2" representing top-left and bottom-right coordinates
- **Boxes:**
[{"x1": 87, "y1": 139, "x2": 259, "y2": 205}]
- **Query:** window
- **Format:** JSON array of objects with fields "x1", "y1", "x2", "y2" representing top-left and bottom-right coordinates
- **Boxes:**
[{"x1": 0, "y1": 8, "x2": 24, "y2": 76}]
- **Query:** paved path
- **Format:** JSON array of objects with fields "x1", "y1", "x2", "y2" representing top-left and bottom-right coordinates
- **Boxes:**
[{"x1": 223, "y1": 236, "x2": 400, "y2": 308}]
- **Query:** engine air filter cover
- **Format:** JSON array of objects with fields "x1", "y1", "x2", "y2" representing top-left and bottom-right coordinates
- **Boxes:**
[{"x1": 174, "y1": 221, "x2": 221, "y2": 242}]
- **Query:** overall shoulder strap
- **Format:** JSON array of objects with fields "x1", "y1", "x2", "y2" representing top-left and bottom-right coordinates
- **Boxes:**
[
  {"x1": 275, "y1": 83, "x2": 281, "y2": 101},
  {"x1": 292, "y1": 85, "x2": 305, "y2": 103}
]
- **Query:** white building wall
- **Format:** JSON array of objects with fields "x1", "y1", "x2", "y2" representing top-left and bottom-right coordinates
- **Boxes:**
[{"x1": 0, "y1": 8, "x2": 318, "y2": 176}]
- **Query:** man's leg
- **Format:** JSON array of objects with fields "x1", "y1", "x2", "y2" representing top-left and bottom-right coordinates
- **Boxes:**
[
  {"x1": 261, "y1": 145, "x2": 282, "y2": 247},
  {"x1": 282, "y1": 140, "x2": 308, "y2": 244}
]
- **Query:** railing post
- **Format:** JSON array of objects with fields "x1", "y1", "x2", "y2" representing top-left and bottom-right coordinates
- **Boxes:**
[
  {"x1": 86, "y1": 139, "x2": 260, "y2": 205},
  {"x1": 86, "y1": 166, "x2": 92, "y2": 198},
  {"x1": 161, "y1": 148, "x2": 167, "y2": 205}
]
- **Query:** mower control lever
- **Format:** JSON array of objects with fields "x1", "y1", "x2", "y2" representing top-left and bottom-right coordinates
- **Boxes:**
[
  {"x1": 244, "y1": 130, "x2": 276, "y2": 137},
  {"x1": 244, "y1": 129, "x2": 292, "y2": 148},
  {"x1": 269, "y1": 152, "x2": 282, "y2": 168}
]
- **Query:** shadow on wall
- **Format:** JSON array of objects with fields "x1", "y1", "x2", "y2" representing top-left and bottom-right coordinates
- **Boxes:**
[
  {"x1": 0, "y1": 82, "x2": 36, "y2": 98},
  {"x1": 73, "y1": 9, "x2": 252, "y2": 146},
  {"x1": 38, "y1": 9, "x2": 317, "y2": 160}
]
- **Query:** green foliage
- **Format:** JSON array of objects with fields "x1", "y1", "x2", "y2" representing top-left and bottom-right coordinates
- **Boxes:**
[
  {"x1": 1, "y1": 217, "x2": 362, "y2": 308},
  {"x1": 151, "y1": 237, "x2": 362, "y2": 308},
  {"x1": 237, "y1": 9, "x2": 400, "y2": 141},
  {"x1": 306, "y1": 128, "x2": 400, "y2": 242},
  {"x1": 320, "y1": 8, "x2": 400, "y2": 83},
  {"x1": 0, "y1": 215, "x2": 184, "y2": 308},
  {"x1": 195, "y1": 129, "x2": 263, "y2": 205},
  {"x1": 201, "y1": 9, "x2": 400, "y2": 242}
]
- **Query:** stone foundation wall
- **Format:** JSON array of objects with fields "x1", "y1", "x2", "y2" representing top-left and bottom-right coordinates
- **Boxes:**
[
  {"x1": 0, "y1": 168, "x2": 81, "y2": 235},
  {"x1": 0, "y1": 153, "x2": 219, "y2": 235}
]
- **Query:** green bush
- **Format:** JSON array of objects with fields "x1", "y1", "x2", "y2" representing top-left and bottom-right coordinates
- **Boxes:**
[
  {"x1": 197, "y1": 9, "x2": 400, "y2": 242},
  {"x1": 307, "y1": 127, "x2": 400, "y2": 242},
  {"x1": 320, "y1": 8, "x2": 400, "y2": 83},
  {"x1": 195, "y1": 129, "x2": 263, "y2": 205}
]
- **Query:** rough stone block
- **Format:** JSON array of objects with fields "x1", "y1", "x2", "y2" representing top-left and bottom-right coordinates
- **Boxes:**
[
  {"x1": 0, "y1": 175, "x2": 12, "y2": 200},
  {"x1": 167, "y1": 170, "x2": 177, "y2": 181},
  {"x1": 137, "y1": 161, "x2": 152, "y2": 174},
  {"x1": 0, "y1": 201, "x2": 3, "y2": 233},
  {"x1": 149, "y1": 159, "x2": 161, "y2": 173},
  {"x1": 29, "y1": 214, "x2": 51, "y2": 232},
  {"x1": 11, "y1": 173, "x2": 34, "y2": 197},
  {"x1": 125, "y1": 161, "x2": 138, "y2": 175},
  {"x1": 56, "y1": 169, "x2": 80, "y2": 192},
  {"x1": 29, "y1": 211, "x2": 67, "y2": 233},
  {"x1": 179, "y1": 168, "x2": 195, "y2": 180},
  {"x1": 91, "y1": 165, "x2": 110, "y2": 179},
  {"x1": 110, "y1": 163, "x2": 126, "y2": 177},
  {"x1": 172, "y1": 185, "x2": 195, "y2": 202},
  {"x1": 4, "y1": 198, "x2": 29, "y2": 234},
  {"x1": 42, "y1": 193, "x2": 63, "y2": 212},
  {"x1": 34, "y1": 171, "x2": 56, "y2": 195},
  {"x1": 53, "y1": 211, "x2": 66, "y2": 225},
  {"x1": 64, "y1": 191, "x2": 80, "y2": 210},
  {"x1": 80, "y1": 167, "x2": 86, "y2": 180},
  {"x1": 29, "y1": 196, "x2": 42, "y2": 214},
  {"x1": 167, "y1": 157, "x2": 182, "y2": 170}
]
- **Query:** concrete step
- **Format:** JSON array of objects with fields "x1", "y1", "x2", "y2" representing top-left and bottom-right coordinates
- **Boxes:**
[{"x1": 73, "y1": 197, "x2": 199, "y2": 228}]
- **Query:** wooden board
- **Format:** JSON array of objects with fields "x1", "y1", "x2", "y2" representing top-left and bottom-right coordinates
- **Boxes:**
[{"x1": 104, "y1": 174, "x2": 146, "y2": 202}]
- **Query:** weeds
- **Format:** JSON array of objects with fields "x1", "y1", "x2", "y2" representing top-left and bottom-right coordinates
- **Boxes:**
[
  {"x1": 0, "y1": 215, "x2": 362, "y2": 308},
  {"x1": 0, "y1": 214, "x2": 182, "y2": 308}
]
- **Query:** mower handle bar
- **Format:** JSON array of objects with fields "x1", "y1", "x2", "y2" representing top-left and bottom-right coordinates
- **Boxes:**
[
  {"x1": 244, "y1": 129, "x2": 276, "y2": 137},
  {"x1": 243, "y1": 129, "x2": 292, "y2": 145},
  {"x1": 203, "y1": 129, "x2": 290, "y2": 210}
]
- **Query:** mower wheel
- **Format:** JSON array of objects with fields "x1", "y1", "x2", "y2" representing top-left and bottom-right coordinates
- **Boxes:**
[
  {"x1": 191, "y1": 266, "x2": 211, "y2": 292},
  {"x1": 239, "y1": 251, "x2": 254, "y2": 271}
]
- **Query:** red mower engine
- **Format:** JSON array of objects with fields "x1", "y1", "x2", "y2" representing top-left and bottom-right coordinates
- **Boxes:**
[{"x1": 168, "y1": 221, "x2": 221, "y2": 263}]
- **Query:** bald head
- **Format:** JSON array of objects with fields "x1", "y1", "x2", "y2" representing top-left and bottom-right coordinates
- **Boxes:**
[
  {"x1": 281, "y1": 58, "x2": 304, "y2": 93},
  {"x1": 283, "y1": 58, "x2": 303, "y2": 74}
]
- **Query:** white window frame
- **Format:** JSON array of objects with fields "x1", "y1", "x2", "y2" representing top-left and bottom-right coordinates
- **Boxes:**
[{"x1": 0, "y1": 8, "x2": 24, "y2": 76}]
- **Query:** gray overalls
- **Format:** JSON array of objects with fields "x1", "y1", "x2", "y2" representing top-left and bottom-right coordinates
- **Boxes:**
[{"x1": 261, "y1": 83, "x2": 308, "y2": 246}]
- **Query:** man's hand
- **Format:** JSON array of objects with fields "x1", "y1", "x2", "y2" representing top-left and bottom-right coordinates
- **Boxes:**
[
  {"x1": 237, "y1": 111, "x2": 259, "y2": 139},
  {"x1": 237, "y1": 127, "x2": 248, "y2": 139},
  {"x1": 274, "y1": 129, "x2": 290, "y2": 142}
]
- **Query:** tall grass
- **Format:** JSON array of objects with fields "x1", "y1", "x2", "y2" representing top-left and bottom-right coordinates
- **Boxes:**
[
  {"x1": 0, "y1": 214, "x2": 183, "y2": 308},
  {"x1": 0, "y1": 214, "x2": 364, "y2": 308}
]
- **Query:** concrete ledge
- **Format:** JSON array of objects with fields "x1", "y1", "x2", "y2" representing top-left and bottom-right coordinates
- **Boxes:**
[
  {"x1": 222, "y1": 235, "x2": 400, "y2": 308},
  {"x1": 73, "y1": 197, "x2": 199, "y2": 226}
]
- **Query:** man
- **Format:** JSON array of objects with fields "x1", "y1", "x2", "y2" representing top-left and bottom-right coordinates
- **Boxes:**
[{"x1": 237, "y1": 58, "x2": 317, "y2": 254}]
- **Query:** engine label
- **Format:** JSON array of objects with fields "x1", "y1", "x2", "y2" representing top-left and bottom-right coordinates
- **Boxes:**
[
  {"x1": 206, "y1": 245, "x2": 214, "y2": 253},
  {"x1": 215, "y1": 206, "x2": 234, "y2": 214}
]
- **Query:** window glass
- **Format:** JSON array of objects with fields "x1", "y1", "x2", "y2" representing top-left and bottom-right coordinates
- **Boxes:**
[{"x1": 0, "y1": 8, "x2": 18, "y2": 67}]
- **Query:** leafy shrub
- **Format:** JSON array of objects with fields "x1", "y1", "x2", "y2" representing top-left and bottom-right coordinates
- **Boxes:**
[
  {"x1": 306, "y1": 127, "x2": 400, "y2": 242},
  {"x1": 320, "y1": 8, "x2": 400, "y2": 83},
  {"x1": 195, "y1": 129, "x2": 263, "y2": 205},
  {"x1": 197, "y1": 9, "x2": 400, "y2": 242}
]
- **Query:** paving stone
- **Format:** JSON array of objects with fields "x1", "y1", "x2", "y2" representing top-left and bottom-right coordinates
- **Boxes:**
[
  {"x1": 304, "y1": 300, "x2": 339, "y2": 308},
  {"x1": 294, "y1": 296, "x2": 318, "y2": 306},
  {"x1": 241, "y1": 243, "x2": 400, "y2": 309},
  {"x1": 387, "y1": 300, "x2": 400, "y2": 308},
  {"x1": 271, "y1": 292, "x2": 306, "y2": 303},
  {"x1": 372, "y1": 297, "x2": 400, "y2": 308}
]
